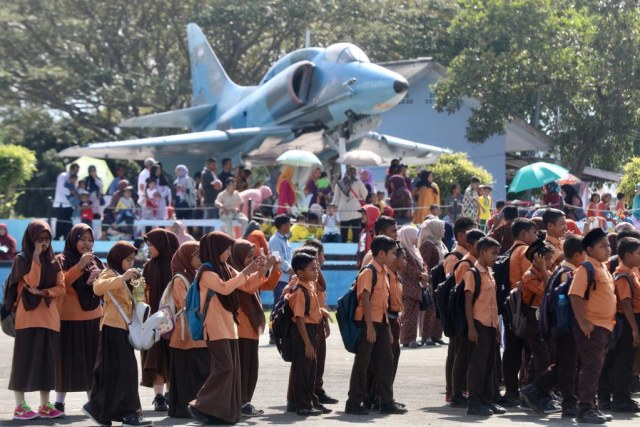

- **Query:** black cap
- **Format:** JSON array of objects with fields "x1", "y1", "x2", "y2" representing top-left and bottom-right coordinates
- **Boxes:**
[
  {"x1": 525, "y1": 238, "x2": 553, "y2": 262},
  {"x1": 274, "y1": 214, "x2": 291, "y2": 228},
  {"x1": 582, "y1": 228, "x2": 607, "y2": 249}
]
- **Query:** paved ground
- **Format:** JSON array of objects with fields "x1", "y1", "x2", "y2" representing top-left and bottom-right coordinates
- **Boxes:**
[{"x1": 0, "y1": 328, "x2": 638, "y2": 426}]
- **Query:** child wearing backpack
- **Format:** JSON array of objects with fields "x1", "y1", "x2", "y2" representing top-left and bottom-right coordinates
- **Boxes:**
[
  {"x1": 345, "y1": 235, "x2": 407, "y2": 415},
  {"x1": 542, "y1": 209, "x2": 567, "y2": 268},
  {"x1": 519, "y1": 234, "x2": 585, "y2": 418},
  {"x1": 166, "y1": 241, "x2": 209, "y2": 418},
  {"x1": 286, "y1": 252, "x2": 329, "y2": 416},
  {"x1": 464, "y1": 237, "x2": 504, "y2": 416},
  {"x1": 188, "y1": 232, "x2": 266, "y2": 425},
  {"x1": 83, "y1": 241, "x2": 152, "y2": 427},
  {"x1": 597, "y1": 237, "x2": 640, "y2": 412},
  {"x1": 569, "y1": 228, "x2": 617, "y2": 424}
]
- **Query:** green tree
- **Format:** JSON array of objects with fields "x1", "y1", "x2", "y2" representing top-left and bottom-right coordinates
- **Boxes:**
[
  {"x1": 619, "y1": 157, "x2": 640, "y2": 206},
  {"x1": 433, "y1": 0, "x2": 640, "y2": 177},
  {"x1": 412, "y1": 152, "x2": 493, "y2": 199},
  {"x1": 0, "y1": 144, "x2": 36, "y2": 217}
]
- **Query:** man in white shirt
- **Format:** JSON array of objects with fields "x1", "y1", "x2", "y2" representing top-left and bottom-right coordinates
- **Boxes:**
[
  {"x1": 53, "y1": 163, "x2": 79, "y2": 240},
  {"x1": 137, "y1": 157, "x2": 156, "y2": 206}
]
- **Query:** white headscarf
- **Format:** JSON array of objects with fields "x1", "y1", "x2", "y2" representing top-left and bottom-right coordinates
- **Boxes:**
[
  {"x1": 419, "y1": 217, "x2": 447, "y2": 262},
  {"x1": 397, "y1": 225, "x2": 423, "y2": 265}
]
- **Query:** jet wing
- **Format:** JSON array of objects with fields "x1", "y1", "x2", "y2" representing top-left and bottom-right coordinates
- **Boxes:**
[
  {"x1": 58, "y1": 126, "x2": 293, "y2": 160},
  {"x1": 119, "y1": 104, "x2": 216, "y2": 129}
]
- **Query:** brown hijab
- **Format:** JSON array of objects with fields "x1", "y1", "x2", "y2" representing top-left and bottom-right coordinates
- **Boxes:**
[
  {"x1": 228, "y1": 239, "x2": 265, "y2": 332},
  {"x1": 107, "y1": 241, "x2": 138, "y2": 274},
  {"x1": 143, "y1": 228, "x2": 179, "y2": 313},
  {"x1": 57, "y1": 224, "x2": 104, "y2": 311},
  {"x1": 198, "y1": 231, "x2": 238, "y2": 322},
  {"x1": 20, "y1": 220, "x2": 62, "y2": 310},
  {"x1": 171, "y1": 241, "x2": 199, "y2": 284}
]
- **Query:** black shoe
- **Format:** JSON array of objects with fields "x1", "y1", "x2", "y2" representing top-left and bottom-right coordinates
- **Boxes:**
[
  {"x1": 539, "y1": 398, "x2": 562, "y2": 414},
  {"x1": 520, "y1": 384, "x2": 544, "y2": 415},
  {"x1": 631, "y1": 376, "x2": 640, "y2": 393},
  {"x1": 296, "y1": 407, "x2": 322, "y2": 416},
  {"x1": 393, "y1": 400, "x2": 406, "y2": 409},
  {"x1": 345, "y1": 402, "x2": 369, "y2": 415},
  {"x1": 379, "y1": 402, "x2": 408, "y2": 414},
  {"x1": 286, "y1": 401, "x2": 296, "y2": 413},
  {"x1": 576, "y1": 408, "x2": 607, "y2": 424},
  {"x1": 562, "y1": 406, "x2": 577, "y2": 418},
  {"x1": 316, "y1": 389, "x2": 339, "y2": 404},
  {"x1": 188, "y1": 406, "x2": 213, "y2": 424},
  {"x1": 495, "y1": 395, "x2": 520, "y2": 408},
  {"x1": 241, "y1": 403, "x2": 264, "y2": 417},
  {"x1": 152, "y1": 393, "x2": 167, "y2": 412},
  {"x1": 122, "y1": 412, "x2": 153, "y2": 427},
  {"x1": 82, "y1": 403, "x2": 112, "y2": 426},
  {"x1": 612, "y1": 400, "x2": 640, "y2": 413},
  {"x1": 54, "y1": 402, "x2": 65, "y2": 414},
  {"x1": 599, "y1": 399, "x2": 612, "y2": 410},
  {"x1": 450, "y1": 394, "x2": 468, "y2": 408},
  {"x1": 434, "y1": 338, "x2": 448, "y2": 345},
  {"x1": 423, "y1": 338, "x2": 436, "y2": 346},
  {"x1": 314, "y1": 404, "x2": 332, "y2": 414},
  {"x1": 466, "y1": 404, "x2": 493, "y2": 416},
  {"x1": 488, "y1": 403, "x2": 507, "y2": 414},
  {"x1": 594, "y1": 408, "x2": 613, "y2": 422}
]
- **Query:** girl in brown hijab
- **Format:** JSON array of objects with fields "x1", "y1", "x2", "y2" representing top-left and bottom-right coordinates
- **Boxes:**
[
  {"x1": 54, "y1": 223, "x2": 104, "y2": 412},
  {"x1": 83, "y1": 241, "x2": 153, "y2": 427},
  {"x1": 227, "y1": 239, "x2": 281, "y2": 417},
  {"x1": 140, "y1": 228, "x2": 179, "y2": 410},
  {"x1": 189, "y1": 232, "x2": 266, "y2": 425},
  {"x1": 167, "y1": 241, "x2": 210, "y2": 418},
  {"x1": 7, "y1": 220, "x2": 65, "y2": 420}
]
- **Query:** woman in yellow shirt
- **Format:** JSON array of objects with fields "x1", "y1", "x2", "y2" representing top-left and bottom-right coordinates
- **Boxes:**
[{"x1": 413, "y1": 170, "x2": 440, "y2": 224}]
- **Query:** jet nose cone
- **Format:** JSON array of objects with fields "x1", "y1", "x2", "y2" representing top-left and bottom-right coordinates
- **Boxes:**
[{"x1": 393, "y1": 79, "x2": 409, "y2": 94}]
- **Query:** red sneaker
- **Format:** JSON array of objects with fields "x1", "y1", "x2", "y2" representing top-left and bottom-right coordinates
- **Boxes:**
[
  {"x1": 13, "y1": 401, "x2": 40, "y2": 421},
  {"x1": 37, "y1": 403, "x2": 65, "y2": 419}
]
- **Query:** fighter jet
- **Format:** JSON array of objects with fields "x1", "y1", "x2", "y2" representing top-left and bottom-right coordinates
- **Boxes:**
[{"x1": 59, "y1": 23, "x2": 447, "y2": 165}]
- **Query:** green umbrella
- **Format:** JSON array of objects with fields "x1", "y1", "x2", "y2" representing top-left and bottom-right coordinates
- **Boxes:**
[
  {"x1": 276, "y1": 149, "x2": 322, "y2": 167},
  {"x1": 508, "y1": 162, "x2": 569, "y2": 193}
]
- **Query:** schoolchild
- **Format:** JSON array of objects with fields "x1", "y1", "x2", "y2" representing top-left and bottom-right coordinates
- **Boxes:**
[
  {"x1": 542, "y1": 208, "x2": 567, "y2": 268},
  {"x1": 569, "y1": 228, "x2": 617, "y2": 424},
  {"x1": 287, "y1": 252, "x2": 330, "y2": 416},
  {"x1": 360, "y1": 215, "x2": 398, "y2": 266},
  {"x1": 227, "y1": 239, "x2": 281, "y2": 417},
  {"x1": 5, "y1": 220, "x2": 66, "y2": 421},
  {"x1": 83, "y1": 241, "x2": 152, "y2": 427},
  {"x1": 442, "y1": 217, "x2": 477, "y2": 404},
  {"x1": 520, "y1": 235, "x2": 586, "y2": 417},
  {"x1": 502, "y1": 218, "x2": 539, "y2": 403},
  {"x1": 345, "y1": 235, "x2": 407, "y2": 415},
  {"x1": 464, "y1": 237, "x2": 504, "y2": 416},
  {"x1": 597, "y1": 237, "x2": 640, "y2": 412},
  {"x1": 188, "y1": 232, "x2": 265, "y2": 425},
  {"x1": 167, "y1": 241, "x2": 209, "y2": 418},
  {"x1": 55, "y1": 224, "x2": 104, "y2": 413},
  {"x1": 140, "y1": 228, "x2": 179, "y2": 410}
]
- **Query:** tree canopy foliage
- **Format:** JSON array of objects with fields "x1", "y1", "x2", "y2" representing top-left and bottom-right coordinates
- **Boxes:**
[{"x1": 0, "y1": 144, "x2": 36, "y2": 217}]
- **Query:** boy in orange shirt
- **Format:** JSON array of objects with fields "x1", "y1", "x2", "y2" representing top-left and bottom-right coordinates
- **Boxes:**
[
  {"x1": 542, "y1": 208, "x2": 567, "y2": 268},
  {"x1": 464, "y1": 237, "x2": 504, "y2": 416},
  {"x1": 345, "y1": 235, "x2": 406, "y2": 415},
  {"x1": 569, "y1": 228, "x2": 617, "y2": 424}
]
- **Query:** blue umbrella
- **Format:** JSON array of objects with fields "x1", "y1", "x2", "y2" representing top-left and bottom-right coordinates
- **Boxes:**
[{"x1": 276, "y1": 149, "x2": 322, "y2": 167}]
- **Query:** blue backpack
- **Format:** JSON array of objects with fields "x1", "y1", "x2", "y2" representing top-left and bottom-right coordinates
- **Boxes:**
[
  {"x1": 556, "y1": 261, "x2": 595, "y2": 335},
  {"x1": 539, "y1": 266, "x2": 573, "y2": 341},
  {"x1": 185, "y1": 262, "x2": 216, "y2": 341},
  {"x1": 337, "y1": 264, "x2": 378, "y2": 354}
]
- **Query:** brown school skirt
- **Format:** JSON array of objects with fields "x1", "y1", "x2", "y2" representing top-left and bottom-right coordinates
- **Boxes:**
[
  {"x1": 168, "y1": 347, "x2": 210, "y2": 418},
  {"x1": 193, "y1": 339, "x2": 242, "y2": 424},
  {"x1": 88, "y1": 326, "x2": 141, "y2": 423},
  {"x1": 9, "y1": 328, "x2": 59, "y2": 392},
  {"x1": 55, "y1": 318, "x2": 100, "y2": 392},
  {"x1": 140, "y1": 338, "x2": 170, "y2": 387}
]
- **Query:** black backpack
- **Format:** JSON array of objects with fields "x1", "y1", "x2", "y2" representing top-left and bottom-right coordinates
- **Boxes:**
[
  {"x1": 609, "y1": 272, "x2": 635, "y2": 350},
  {"x1": 493, "y1": 243, "x2": 526, "y2": 315},
  {"x1": 448, "y1": 267, "x2": 482, "y2": 336},
  {"x1": 539, "y1": 265, "x2": 573, "y2": 341},
  {"x1": 271, "y1": 285, "x2": 309, "y2": 362},
  {"x1": 435, "y1": 258, "x2": 473, "y2": 337},
  {"x1": 431, "y1": 251, "x2": 462, "y2": 320},
  {"x1": 556, "y1": 261, "x2": 596, "y2": 335}
]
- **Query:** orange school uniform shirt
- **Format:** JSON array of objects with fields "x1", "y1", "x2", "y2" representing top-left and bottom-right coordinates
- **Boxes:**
[
  {"x1": 169, "y1": 275, "x2": 206, "y2": 349},
  {"x1": 613, "y1": 263, "x2": 640, "y2": 314},
  {"x1": 443, "y1": 245, "x2": 469, "y2": 276},
  {"x1": 522, "y1": 267, "x2": 548, "y2": 307},
  {"x1": 509, "y1": 240, "x2": 531, "y2": 289},
  {"x1": 464, "y1": 262, "x2": 499, "y2": 328},
  {"x1": 545, "y1": 235, "x2": 564, "y2": 267},
  {"x1": 287, "y1": 280, "x2": 322, "y2": 324},
  {"x1": 199, "y1": 269, "x2": 264, "y2": 341},
  {"x1": 354, "y1": 260, "x2": 390, "y2": 323},
  {"x1": 59, "y1": 265, "x2": 103, "y2": 321},
  {"x1": 454, "y1": 253, "x2": 477, "y2": 285},
  {"x1": 92, "y1": 269, "x2": 132, "y2": 331},
  {"x1": 15, "y1": 262, "x2": 66, "y2": 331},
  {"x1": 388, "y1": 270, "x2": 404, "y2": 313},
  {"x1": 238, "y1": 267, "x2": 282, "y2": 340},
  {"x1": 569, "y1": 256, "x2": 617, "y2": 332},
  {"x1": 361, "y1": 250, "x2": 374, "y2": 268}
]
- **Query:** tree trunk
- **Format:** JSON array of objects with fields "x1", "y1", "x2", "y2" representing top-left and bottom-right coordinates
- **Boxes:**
[{"x1": 568, "y1": 136, "x2": 596, "y2": 179}]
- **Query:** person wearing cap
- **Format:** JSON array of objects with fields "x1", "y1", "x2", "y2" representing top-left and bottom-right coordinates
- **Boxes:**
[
  {"x1": 569, "y1": 228, "x2": 617, "y2": 424},
  {"x1": 137, "y1": 157, "x2": 156, "y2": 208},
  {"x1": 268, "y1": 214, "x2": 294, "y2": 309}
]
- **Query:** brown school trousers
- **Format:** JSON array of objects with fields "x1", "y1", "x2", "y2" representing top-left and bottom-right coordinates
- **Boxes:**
[
  {"x1": 502, "y1": 320, "x2": 526, "y2": 397},
  {"x1": 315, "y1": 321, "x2": 327, "y2": 391},
  {"x1": 238, "y1": 338, "x2": 259, "y2": 404},
  {"x1": 467, "y1": 321, "x2": 496, "y2": 406},
  {"x1": 366, "y1": 315, "x2": 401, "y2": 401},
  {"x1": 347, "y1": 322, "x2": 394, "y2": 406},
  {"x1": 524, "y1": 308, "x2": 550, "y2": 381},
  {"x1": 532, "y1": 330, "x2": 578, "y2": 410},
  {"x1": 598, "y1": 315, "x2": 639, "y2": 405},
  {"x1": 290, "y1": 323, "x2": 318, "y2": 410},
  {"x1": 572, "y1": 322, "x2": 611, "y2": 413}
]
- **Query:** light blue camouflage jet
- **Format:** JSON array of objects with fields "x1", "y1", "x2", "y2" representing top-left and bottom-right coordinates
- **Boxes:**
[{"x1": 60, "y1": 23, "x2": 447, "y2": 165}]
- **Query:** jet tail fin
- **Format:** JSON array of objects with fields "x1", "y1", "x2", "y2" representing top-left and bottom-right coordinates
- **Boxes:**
[{"x1": 187, "y1": 23, "x2": 238, "y2": 107}]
